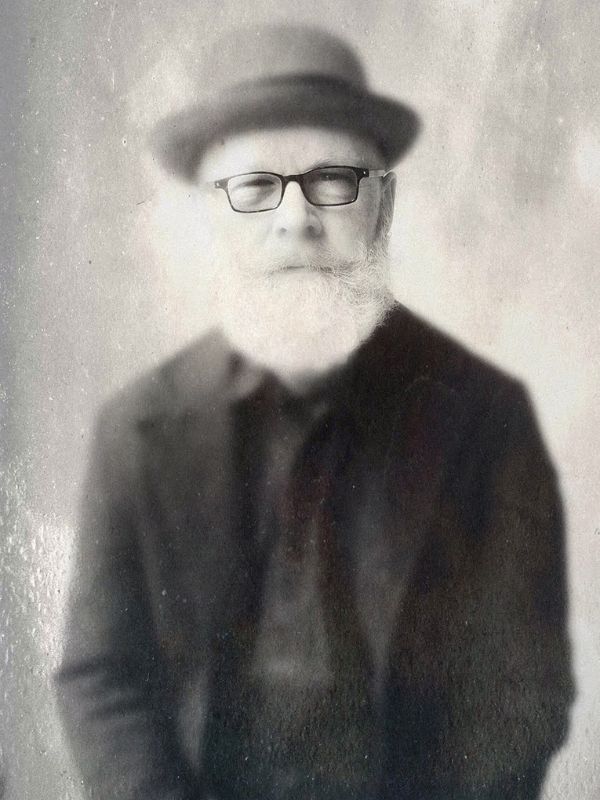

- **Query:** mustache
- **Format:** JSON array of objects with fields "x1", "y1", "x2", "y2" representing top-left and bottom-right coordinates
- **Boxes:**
[
  {"x1": 259, "y1": 237, "x2": 390, "y2": 282},
  {"x1": 265, "y1": 251, "x2": 352, "y2": 275}
]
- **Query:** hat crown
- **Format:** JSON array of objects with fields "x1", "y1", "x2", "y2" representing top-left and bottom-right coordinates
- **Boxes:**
[
  {"x1": 206, "y1": 25, "x2": 367, "y2": 94},
  {"x1": 152, "y1": 24, "x2": 420, "y2": 181}
]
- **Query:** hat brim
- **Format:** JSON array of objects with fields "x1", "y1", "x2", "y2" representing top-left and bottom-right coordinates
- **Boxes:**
[{"x1": 150, "y1": 79, "x2": 421, "y2": 181}]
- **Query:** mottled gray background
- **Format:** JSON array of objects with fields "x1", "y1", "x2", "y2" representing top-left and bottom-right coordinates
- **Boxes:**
[{"x1": 1, "y1": 1, "x2": 599, "y2": 798}]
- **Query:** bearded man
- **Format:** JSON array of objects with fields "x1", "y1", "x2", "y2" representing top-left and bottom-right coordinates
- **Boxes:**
[{"x1": 56, "y1": 25, "x2": 573, "y2": 800}]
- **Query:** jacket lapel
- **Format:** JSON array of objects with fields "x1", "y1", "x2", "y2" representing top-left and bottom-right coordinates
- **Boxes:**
[
  {"x1": 135, "y1": 332, "x2": 246, "y2": 648},
  {"x1": 337, "y1": 311, "x2": 469, "y2": 691}
]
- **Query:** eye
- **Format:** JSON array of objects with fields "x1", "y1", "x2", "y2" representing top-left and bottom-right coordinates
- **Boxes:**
[
  {"x1": 227, "y1": 173, "x2": 280, "y2": 201},
  {"x1": 306, "y1": 168, "x2": 358, "y2": 204},
  {"x1": 236, "y1": 176, "x2": 276, "y2": 190},
  {"x1": 229, "y1": 172, "x2": 280, "y2": 194},
  {"x1": 317, "y1": 171, "x2": 340, "y2": 182},
  {"x1": 312, "y1": 168, "x2": 355, "y2": 188},
  {"x1": 225, "y1": 173, "x2": 282, "y2": 211}
]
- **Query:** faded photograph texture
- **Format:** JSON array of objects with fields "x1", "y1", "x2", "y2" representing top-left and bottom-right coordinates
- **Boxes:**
[{"x1": 1, "y1": 2, "x2": 599, "y2": 799}]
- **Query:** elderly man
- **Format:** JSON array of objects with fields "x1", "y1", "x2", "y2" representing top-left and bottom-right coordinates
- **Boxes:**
[{"x1": 56, "y1": 25, "x2": 573, "y2": 800}]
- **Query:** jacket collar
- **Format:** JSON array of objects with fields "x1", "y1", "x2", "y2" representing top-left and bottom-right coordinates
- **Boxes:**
[{"x1": 143, "y1": 303, "x2": 467, "y2": 437}]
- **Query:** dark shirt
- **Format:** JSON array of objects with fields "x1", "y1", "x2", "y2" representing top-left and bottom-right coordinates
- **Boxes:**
[{"x1": 203, "y1": 359, "x2": 384, "y2": 800}]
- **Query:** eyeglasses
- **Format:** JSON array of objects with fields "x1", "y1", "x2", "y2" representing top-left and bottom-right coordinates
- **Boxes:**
[{"x1": 213, "y1": 166, "x2": 389, "y2": 213}]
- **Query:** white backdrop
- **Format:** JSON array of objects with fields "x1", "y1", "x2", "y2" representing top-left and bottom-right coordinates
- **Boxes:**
[{"x1": 2, "y1": 1, "x2": 599, "y2": 798}]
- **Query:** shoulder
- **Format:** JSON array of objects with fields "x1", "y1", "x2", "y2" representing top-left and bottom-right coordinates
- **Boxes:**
[
  {"x1": 96, "y1": 327, "x2": 233, "y2": 435},
  {"x1": 373, "y1": 308, "x2": 560, "y2": 527},
  {"x1": 379, "y1": 306, "x2": 554, "y2": 480},
  {"x1": 391, "y1": 306, "x2": 557, "y2": 486},
  {"x1": 372, "y1": 304, "x2": 529, "y2": 419}
]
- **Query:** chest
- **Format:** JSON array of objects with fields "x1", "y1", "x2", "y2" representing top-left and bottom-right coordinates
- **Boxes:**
[{"x1": 137, "y1": 379, "x2": 467, "y2": 673}]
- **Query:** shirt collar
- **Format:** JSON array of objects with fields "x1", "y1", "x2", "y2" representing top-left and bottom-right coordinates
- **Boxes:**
[
  {"x1": 226, "y1": 351, "x2": 268, "y2": 403},
  {"x1": 225, "y1": 348, "x2": 346, "y2": 414}
]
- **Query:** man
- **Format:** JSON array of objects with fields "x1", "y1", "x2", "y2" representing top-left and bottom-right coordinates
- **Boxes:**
[{"x1": 56, "y1": 25, "x2": 573, "y2": 800}]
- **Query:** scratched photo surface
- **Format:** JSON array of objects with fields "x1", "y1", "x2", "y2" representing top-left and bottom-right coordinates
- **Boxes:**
[{"x1": 1, "y1": 1, "x2": 599, "y2": 799}]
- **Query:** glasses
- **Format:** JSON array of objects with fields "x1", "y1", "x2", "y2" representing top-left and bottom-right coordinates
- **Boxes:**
[{"x1": 213, "y1": 166, "x2": 389, "y2": 213}]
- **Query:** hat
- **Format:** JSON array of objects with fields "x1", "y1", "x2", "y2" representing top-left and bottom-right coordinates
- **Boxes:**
[{"x1": 150, "y1": 25, "x2": 421, "y2": 181}]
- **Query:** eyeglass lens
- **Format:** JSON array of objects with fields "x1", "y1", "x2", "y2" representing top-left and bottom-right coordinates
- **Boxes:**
[{"x1": 226, "y1": 168, "x2": 359, "y2": 212}]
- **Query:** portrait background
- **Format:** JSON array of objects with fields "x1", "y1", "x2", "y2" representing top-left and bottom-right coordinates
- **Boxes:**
[{"x1": 2, "y1": 1, "x2": 599, "y2": 798}]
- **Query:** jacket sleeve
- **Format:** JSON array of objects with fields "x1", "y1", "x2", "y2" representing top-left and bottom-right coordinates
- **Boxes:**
[
  {"x1": 447, "y1": 381, "x2": 575, "y2": 798},
  {"x1": 392, "y1": 378, "x2": 575, "y2": 800},
  {"x1": 55, "y1": 401, "x2": 199, "y2": 800}
]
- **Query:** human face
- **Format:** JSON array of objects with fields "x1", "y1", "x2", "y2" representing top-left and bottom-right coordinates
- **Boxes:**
[
  {"x1": 195, "y1": 126, "x2": 396, "y2": 385},
  {"x1": 197, "y1": 126, "x2": 393, "y2": 271}
]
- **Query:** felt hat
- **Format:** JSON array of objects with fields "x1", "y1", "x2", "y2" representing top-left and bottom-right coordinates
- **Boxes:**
[{"x1": 150, "y1": 24, "x2": 421, "y2": 181}]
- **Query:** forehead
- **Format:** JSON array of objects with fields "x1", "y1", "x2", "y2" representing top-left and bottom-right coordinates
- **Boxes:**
[{"x1": 198, "y1": 126, "x2": 384, "y2": 179}]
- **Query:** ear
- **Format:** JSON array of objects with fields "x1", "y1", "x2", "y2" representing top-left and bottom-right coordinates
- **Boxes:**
[{"x1": 377, "y1": 171, "x2": 396, "y2": 238}]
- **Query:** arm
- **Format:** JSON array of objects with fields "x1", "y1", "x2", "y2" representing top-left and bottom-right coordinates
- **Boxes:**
[
  {"x1": 393, "y1": 379, "x2": 575, "y2": 800},
  {"x1": 449, "y1": 382, "x2": 575, "y2": 798},
  {"x1": 55, "y1": 402, "x2": 199, "y2": 800}
]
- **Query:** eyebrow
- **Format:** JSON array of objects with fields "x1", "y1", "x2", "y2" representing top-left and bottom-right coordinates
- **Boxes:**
[
  {"x1": 228, "y1": 159, "x2": 372, "y2": 176},
  {"x1": 305, "y1": 158, "x2": 358, "y2": 170},
  {"x1": 203, "y1": 155, "x2": 380, "y2": 184}
]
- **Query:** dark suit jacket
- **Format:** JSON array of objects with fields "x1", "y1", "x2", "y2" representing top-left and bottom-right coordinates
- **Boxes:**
[{"x1": 56, "y1": 305, "x2": 573, "y2": 800}]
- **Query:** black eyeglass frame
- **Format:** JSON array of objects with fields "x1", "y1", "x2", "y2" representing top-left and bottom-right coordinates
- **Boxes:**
[{"x1": 212, "y1": 166, "x2": 390, "y2": 213}]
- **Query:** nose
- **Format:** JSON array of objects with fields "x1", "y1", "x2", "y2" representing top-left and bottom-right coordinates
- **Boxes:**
[{"x1": 273, "y1": 179, "x2": 323, "y2": 239}]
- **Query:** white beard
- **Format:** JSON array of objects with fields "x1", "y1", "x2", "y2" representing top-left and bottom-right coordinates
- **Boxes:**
[{"x1": 213, "y1": 239, "x2": 394, "y2": 385}]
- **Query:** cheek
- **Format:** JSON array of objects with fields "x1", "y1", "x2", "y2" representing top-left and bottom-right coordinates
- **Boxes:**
[
  {"x1": 201, "y1": 198, "x2": 246, "y2": 258},
  {"x1": 341, "y1": 185, "x2": 382, "y2": 240},
  {"x1": 207, "y1": 216, "x2": 269, "y2": 273},
  {"x1": 328, "y1": 205, "x2": 380, "y2": 251}
]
